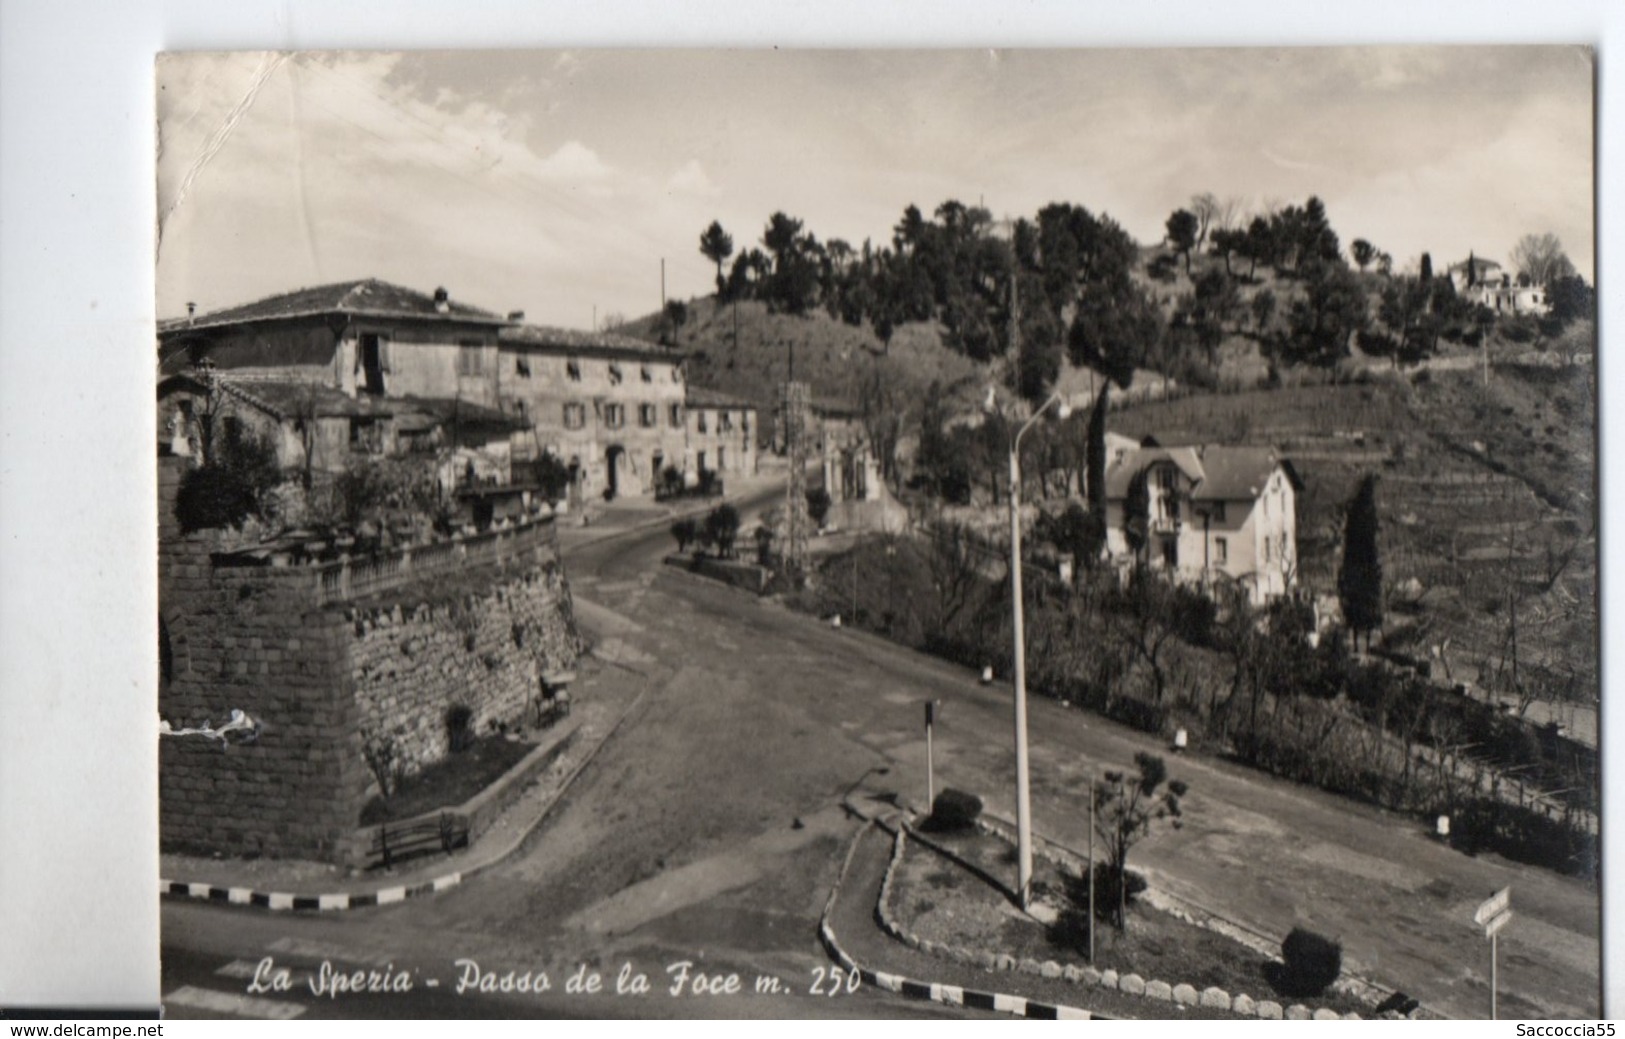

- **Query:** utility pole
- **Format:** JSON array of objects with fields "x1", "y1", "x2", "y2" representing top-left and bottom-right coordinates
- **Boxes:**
[
  {"x1": 1088, "y1": 771, "x2": 1096, "y2": 963},
  {"x1": 661, "y1": 258, "x2": 667, "y2": 311}
]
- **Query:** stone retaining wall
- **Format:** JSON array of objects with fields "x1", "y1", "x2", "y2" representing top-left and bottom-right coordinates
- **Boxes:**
[{"x1": 159, "y1": 513, "x2": 582, "y2": 863}]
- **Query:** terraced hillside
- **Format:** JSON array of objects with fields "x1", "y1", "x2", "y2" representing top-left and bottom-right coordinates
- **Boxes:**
[{"x1": 1109, "y1": 362, "x2": 1598, "y2": 736}]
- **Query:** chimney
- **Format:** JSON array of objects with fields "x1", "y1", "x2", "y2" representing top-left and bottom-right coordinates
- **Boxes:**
[
  {"x1": 434, "y1": 286, "x2": 450, "y2": 314},
  {"x1": 186, "y1": 301, "x2": 196, "y2": 325},
  {"x1": 507, "y1": 310, "x2": 525, "y2": 322}
]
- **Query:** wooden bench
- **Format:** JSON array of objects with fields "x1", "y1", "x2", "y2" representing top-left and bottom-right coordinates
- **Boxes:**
[
  {"x1": 368, "y1": 811, "x2": 469, "y2": 870},
  {"x1": 536, "y1": 669, "x2": 577, "y2": 728}
]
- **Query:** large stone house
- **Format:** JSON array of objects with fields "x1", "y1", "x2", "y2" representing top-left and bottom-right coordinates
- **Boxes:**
[
  {"x1": 1103, "y1": 443, "x2": 1302, "y2": 604},
  {"x1": 497, "y1": 324, "x2": 690, "y2": 500},
  {"x1": 158, "y1": 279, "x2": 525, "y2": 484}
]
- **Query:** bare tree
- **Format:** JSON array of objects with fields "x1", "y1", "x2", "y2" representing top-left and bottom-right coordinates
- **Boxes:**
[{"x1": 1510, "y1": 232, "x2": 1577, "y2": 287}]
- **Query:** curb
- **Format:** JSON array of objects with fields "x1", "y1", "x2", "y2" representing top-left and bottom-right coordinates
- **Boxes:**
[
  {"x1": 818, "y1": 817, "x2": 1111, "y2": 1021},
  {"x1": 160, "y1": 678, "x2": 651, "y2": 913}
]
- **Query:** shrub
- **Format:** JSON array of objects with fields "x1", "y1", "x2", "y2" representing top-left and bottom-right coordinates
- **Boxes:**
[
  {"x1": 704, "y1": 503, "x2": 741, "y2": 558},
  {"x1": 445, "y1": 704, "x2": 475, "y2": 753},
  {"x1": 671, "y1": 517, "x2": 698, "y2": 553},
  {"x1": 806, "y1": 487, "x2": 833, "y2": 528},
  {"x1": 1278, "y1": 928, "x2": 1342, "y2": 997},
  {"x1": 925, "y1": 787, "x2": 983, "y2": 832},
  {"x1": 174, "y1": 464, "x2": 260, "y2": 534},
  {"x1": 1089, "y1": 861, "x2": 1147, "y2": 916}
]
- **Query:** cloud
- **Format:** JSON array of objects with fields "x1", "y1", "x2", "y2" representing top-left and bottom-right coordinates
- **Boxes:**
[
  {"x1": 666, "y1": 159, "x2": 716, "y2": 195},
  {"x1": 533, "y1": 140, "x2": 615, "y2": 185}
]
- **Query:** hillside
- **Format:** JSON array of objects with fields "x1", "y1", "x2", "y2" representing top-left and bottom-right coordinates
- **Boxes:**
[
  {"x1": 620, "y1": 297, "x2": 986, "y2": 429},
  {"x1": 1109, "y1": 360, "x2": 1597, "y2": 711}
]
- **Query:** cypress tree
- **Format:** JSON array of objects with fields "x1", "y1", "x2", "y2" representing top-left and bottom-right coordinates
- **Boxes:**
[{"x1": 1338, "y1": 474, "x2": 1383, "y2": 650}]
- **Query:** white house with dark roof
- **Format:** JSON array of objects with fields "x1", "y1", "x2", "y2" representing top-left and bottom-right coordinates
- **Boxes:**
[{"x1": 1103, "y1": 442, "x2": 1302, "y2": 604}]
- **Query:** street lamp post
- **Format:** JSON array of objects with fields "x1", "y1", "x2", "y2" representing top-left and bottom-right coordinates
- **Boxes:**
[{"x1": 1004, "y1": 388, "x2": 1070, "y2": 910}]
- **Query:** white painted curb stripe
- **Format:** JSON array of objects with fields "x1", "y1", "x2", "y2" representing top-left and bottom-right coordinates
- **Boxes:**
[
  {"x1": 1057, "y1": 1005, "x2": 1092, "y2": 1020},
  {"x1": 376, "y1": 885, "x2": 406, "y2": 905},
  {"x1": 432, "y1": 872, "x2": 461, "y2": 891},
  {"x1": 939, "y1": 984, "x2": 964, "y2": 1005},
  {"x1": 317, "y1": 893, "x2": 348, "y2": 910},
  {"x1": 226, "y1": 886, "x2": 253, "y2": 905},
  {"x1": 992, "y1": 993, "x2": 1027, "y2": 1014},
  {"x1": 164, "y1": 985, "x2": 306, "y2": 1020},
  {"x1": 267, "y1": 892, "x2": 294, "y2": 910}
]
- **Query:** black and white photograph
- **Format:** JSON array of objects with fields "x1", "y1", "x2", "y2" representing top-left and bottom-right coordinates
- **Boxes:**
[{"x1": 2, "y1": 17, "x2": 1613, "y2": 1023}]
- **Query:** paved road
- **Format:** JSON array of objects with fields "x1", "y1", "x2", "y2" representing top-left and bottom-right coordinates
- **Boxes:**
[{"x1": 161, "y1": 487, "x2": 1601, "y2": 1019}]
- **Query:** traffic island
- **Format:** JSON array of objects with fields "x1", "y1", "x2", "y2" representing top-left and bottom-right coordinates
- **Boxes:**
[{"x1": 878, "y1": 821, "x2": 1375, "y2": 1020}]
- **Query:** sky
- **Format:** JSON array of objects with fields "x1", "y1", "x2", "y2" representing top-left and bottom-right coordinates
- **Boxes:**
[{"x1": 155, "y1": 46, "x2": 1595, "y2": 330}]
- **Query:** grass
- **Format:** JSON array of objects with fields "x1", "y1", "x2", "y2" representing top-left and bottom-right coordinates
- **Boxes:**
[
  {"x1": 360, "y1": 734, "x2": 538, "y2": 824},
  {"x1": 892, "y1": 827, "x2": 1372, "y2": 1016}
]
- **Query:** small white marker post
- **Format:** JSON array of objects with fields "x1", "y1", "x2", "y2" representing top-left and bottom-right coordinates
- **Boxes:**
[{"x1": 1474, "y1": 886, "x2": 1512, "y2": 1020}]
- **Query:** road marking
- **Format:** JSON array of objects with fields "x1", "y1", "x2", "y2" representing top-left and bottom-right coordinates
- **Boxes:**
[{"x1": 164, "y1": 985, "x2": 305, "y2": 1020}]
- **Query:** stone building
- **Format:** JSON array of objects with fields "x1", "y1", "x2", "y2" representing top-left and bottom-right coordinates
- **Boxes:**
[
  {"x1": 496, "y1": 324, "x2": 688, "y2": 500},
  {"x1": 1103, "y1": 443, "x2": 1302, "y2": 604},
  {"x1": 683, "y1": 386, "x2": 759, "y2": 484},
  {"x1": 158, "y1": 279, "x2": 524, "y2": 483}
]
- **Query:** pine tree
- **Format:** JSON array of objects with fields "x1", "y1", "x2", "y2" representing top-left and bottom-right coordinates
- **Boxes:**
[{"x1": 1338, "y1": 474, "x2": 1383, "y2": 650}]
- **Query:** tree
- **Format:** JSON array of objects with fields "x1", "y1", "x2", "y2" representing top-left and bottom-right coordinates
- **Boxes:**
[
  {"x1": 1045, "y1": 501, "x2": 1105, "y2": 577},
  {"x1": 1510, "y1": 232, "x2": 1576, "y2": 288},
  {"x1": 1165, "y1": 209, "x2": 1199, "y2": 275},
  {"x1": 670, "y1": 517, "x2": 698, "y2": 553},
  {"x1": 1350, "y1": 238, "x2": 1376, "y2": 273},
  {"x1": 1338, "y1": 474, "x2": 1383, "y2": 651},
  {"x1": 704, "y1": 503, "x2": 741, "y2": 559},
  {"x1": 699, "y1": 221, "x2": 735, "y2": 297},
  {"x1": 1123, "y1": 469, "x2": 1150, "y2": 564},
  {"x1": 1092, "y1": 753, "x2": 1187, "y2": 930},
  {"x1": 1546, "y1": 273, "x2": 1595, "y2": 326},
  {"x1": 805, "y1": 487, "x2": 832, "y2": 529},
  {"x1": 1085, "y1": 386, "x2": 1110, "y2": 534},
  {"x1": 1284, "y1": 259, "x2": 1368, "y2": 366},
  {"x1": 1189, "y1": 192, "x2": 1221, "y2": 246},
  {"x1": 1251, "y1": 288, "x2": 1277, "y2": 336},
  {"x1": 660, "y1": 299, "x2": 689, "y2": 346}
]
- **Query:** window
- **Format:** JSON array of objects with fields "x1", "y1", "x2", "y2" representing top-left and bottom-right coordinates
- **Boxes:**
[
  {"x1": 1157, "y1": 466, "x2": 1177, "y2": 491},
  {"x1": 1214, "y1": 537, "x2": 1228, "y2": 565},
  {"x1": 515, "y1": 357, "x2": 531, "y2": 378},
  {"x1": 608, "y1": 363, "x2": 623, "y2": 385},
  {"x1": 719, "y1": 411, "x2": 734, "y2": 432},
  {"x1": 697, "y1": 411, "x2": 708, "y2": 433},
  {"x1": 697, "y1": 450, "x2": 707, "y2": 473},
  {"x1": 564, "y1": 403, "x2": 586, "y2": 430},
  {"x1": 567, "y1": 359, "x2": 582, "y2": 381},
  {"x1": 1263, "y1": 538, "x2": 1273, "y2": 563},
  {"x1": 1213, "y1": 501, "x2": 1226, "y2": 523},
  {"x1": 640, "y1": 365, "x2": 653, "y2": 383},
  {"x1": 605, "y1": 403, "x2": 625, "y2": 429},
  {"x1": 639, "y1": 403, "x2": 657, "y2": 428},
  {"x1": 669, "y1": 403, "x2": 683, "y2": 428},
  {"x1": 456, "y1": 340, "x2": 485, "y2": 376},
  {"x1": 718, "y1": 446, "x2": 727, "y2": 470},
  {"x1": 741, "y1": 412, "x2": 751, "y2": 436},
  {"x1": 671, "y1": 366, "x2": 682, "y2": 383}
]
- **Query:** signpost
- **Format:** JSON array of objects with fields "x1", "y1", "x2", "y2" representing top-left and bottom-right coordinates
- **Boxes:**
[{"x1": 1474, "y1": 887, "x2": 1513, "y2": 1020}]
